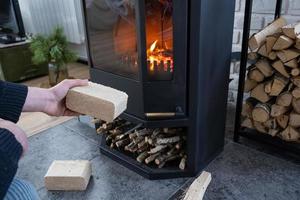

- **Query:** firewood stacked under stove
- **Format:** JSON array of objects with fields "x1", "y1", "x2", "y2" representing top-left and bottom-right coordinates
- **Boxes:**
[{"x1": 95, "y1": 118, "x2": 187, "y2": 170}]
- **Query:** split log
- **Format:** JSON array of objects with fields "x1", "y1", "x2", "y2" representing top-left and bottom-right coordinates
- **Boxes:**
[
  {"x1": 264, "y1": 118, "x2": 277, "y2": 130},
  {"x1": 289, "y1": 112, "x2": 300, "y2": 128},
  {"x1": 276, "y1": 92, "x2": 293, "y2": 107},
  {"x1": 272, "y1": 35, "x2": 294, "y2": 50},
  {"x1": 268, "y1": 51, "x2": 277, "y2": 60},
  {"x1": 284, "y1": 59, "x2": 298, "y2": 68},
  {"x1": 179, "y1": 155, "x2": 187, "y2": 170},
  {"x1": 277, "y1": 115, "x2": 289, "y2": 129},
  {"x1": 244, "y1": 78, "x2": 258, "y2": 92},
  {"x1": 253, "y1": 121, "x2": 268, "y2": 133},
  {"x1": 258, "y1": 44, "x2": 268, "y2": 57},
  {"x1": 251, "y1": 84, "x2": 271, "y2": 103},
  {"x1": 295, "y1": 38, "x2": 300, "y2": 50},
  {"x1": 292, "y1": 98, "x2": 300, "y2": 113},
  {"x1": 269, "y1": 75, "x2": 289, "y2": 96},
  {"x1": 241, "y1": 98, "x2": 256, "y2": 118},
  {"x1": 252, "y1": 103, "x2": 270, "y2": 122},
  {"x1": 248, "y1": 52, "x2": 259, "y2": 60},
  {"x1": 145, "y1": 153, "x2": 160, "y2": 164},
  {"x1": 282, "y1": 22, "x2": 300, "y2": 39},
  {"x1": 249, "y1": 17, "x2": 287, "y2": 51},
  {"x1": 241, "y1": 118, "x2": 254, "y2": 129},
  {"x1": 255, "y1": 59, "x2": 274, "y2": 77},
  {"x1": 271, "y1": 104, "x2": 289, "y2": 117},
  {"x1": 292, "y1": 87, "x2": 300, "y2": 98},
  {"x1": 271, "y1": 60, "x2": 290, "y2": 78},
  {"x1": 268, "y1": 129, "x2": 279, "y2": 137},
  {"x1": 183, "y1": 171, "x2": 211, "y2": 200},
  {"x1": 148, "y1": 145, "x2": 167, "y2": 154},
  {"x1": 266, "y1": 34, "x2": 279, "y2": 53},
  {"x1": 291, "y1": 68, "x2": 300, "y2": 77},
  {"x1": 136, "y1": 151, "x2": 149, "y2": 163},
  {"x1": 292, "y1": 76, "x2": 300, "y2": 87},
  {"x1": 280, "y1": 126, "x2": 300, "y2": 142},
  {"x1": 264, "y1": 81, "x2": 272, "y2": 94},
  {"x1": 156, "y1": 136, "x2": 181, "y2": 145},
  {"x1": 277, "y1": 49, "x2": 300, "y2": 63},
  {"x1": 115, "y1": 138, "x2": 130, "y2": 148}
]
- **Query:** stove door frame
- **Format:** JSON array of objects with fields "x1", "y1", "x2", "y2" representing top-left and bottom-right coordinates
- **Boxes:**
[{"x1": 138, "y1": 0, "x2": 188, "y2": 118}]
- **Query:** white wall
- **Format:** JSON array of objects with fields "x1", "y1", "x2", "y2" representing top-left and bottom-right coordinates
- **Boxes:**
[{"x1": 18, "y1": 0, "x2": 87, "y2": 59}]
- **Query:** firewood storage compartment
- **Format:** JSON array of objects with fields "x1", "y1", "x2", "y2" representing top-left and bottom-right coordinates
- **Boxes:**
[{"x1": 82, "y1": 0, "x2": 235, "y2": 179}]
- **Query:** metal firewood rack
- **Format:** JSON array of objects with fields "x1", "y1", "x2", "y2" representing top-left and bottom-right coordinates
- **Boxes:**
[{"x1": 234, "y1": 0, "x2": 300, "y2": 156}]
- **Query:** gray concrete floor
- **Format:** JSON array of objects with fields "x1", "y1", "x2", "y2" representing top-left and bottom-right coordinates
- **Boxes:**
[{"x1": 16, "y1": 103, "x2": 300, "y2": 200}]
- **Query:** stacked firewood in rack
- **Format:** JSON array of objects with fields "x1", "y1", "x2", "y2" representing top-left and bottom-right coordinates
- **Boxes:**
[
  {"x1": 242, "y1": 17, "x2": 300, "y2": 143},
  {"x1": 96, "y1": 118, "x2": 187, "y2": 170}
]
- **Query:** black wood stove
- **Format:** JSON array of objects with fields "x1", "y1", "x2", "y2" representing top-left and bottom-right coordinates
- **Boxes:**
[{"x1": 82, "y1": 0, "x2": 235, "y2": 179}]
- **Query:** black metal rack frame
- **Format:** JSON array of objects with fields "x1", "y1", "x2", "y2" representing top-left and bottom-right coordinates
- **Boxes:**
[{"x1": 234, "y1": 0, "x2": 300, "y2": 156}]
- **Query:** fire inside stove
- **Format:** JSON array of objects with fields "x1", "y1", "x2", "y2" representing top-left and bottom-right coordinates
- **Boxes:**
[
  {"x1": 147, "y1": 40, "x2": 173, "y2": 73},
  {"x1": 145, "y1": 0, "x2": 174, "y2": 81}
]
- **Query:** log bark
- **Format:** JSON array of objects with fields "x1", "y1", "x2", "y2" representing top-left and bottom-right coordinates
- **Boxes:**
[
  {"x1": 282, "y1": 22, "x2": 300, "y2": 39},
  {"x1": 249, "y1": 17, "x2": 287, "y2": 51},
  {"x1": 156, "y1": 136, "x2": 181, "y2": 145}
]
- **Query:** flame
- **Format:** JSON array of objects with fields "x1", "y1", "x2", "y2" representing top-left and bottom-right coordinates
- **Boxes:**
[
  {"x1": 150, "y1": 40, "x2": 158, "y2": 52},
  {"x1": 147, "y1": 39, "x2": 173, "y2": 73}
]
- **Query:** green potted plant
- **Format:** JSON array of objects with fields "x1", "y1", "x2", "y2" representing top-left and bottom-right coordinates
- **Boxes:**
[{"x1": 30, "y1": 27, "x2": 77, "y2": 86}]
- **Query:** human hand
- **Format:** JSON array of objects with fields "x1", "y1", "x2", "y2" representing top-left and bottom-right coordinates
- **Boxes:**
[
  {"x1": 0, "y1": 118, "x2": 28, "y2": 156},
  {"x1": 23, "y1": 79, "x2": 88, "y2": 116},
  {"x1": 45, "y1": 79, "x2": 89, "y2": 116}
]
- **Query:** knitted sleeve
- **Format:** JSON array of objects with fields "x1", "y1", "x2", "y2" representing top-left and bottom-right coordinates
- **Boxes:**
[
  {"x1": 0, "y1": 81, "x2": 28, "y2": 123},
  {"x1": 0, "y1": 129, "x2": 23, "y2": 199}
]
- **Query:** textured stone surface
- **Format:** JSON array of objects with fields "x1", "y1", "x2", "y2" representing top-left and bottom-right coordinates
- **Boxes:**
[{"x1": 15, "y1": 104, "x2": 300, "y2": 200}]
